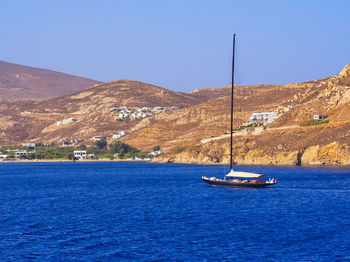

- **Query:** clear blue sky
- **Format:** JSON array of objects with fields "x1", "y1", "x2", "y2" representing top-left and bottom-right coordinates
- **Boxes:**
[{"x1": 1, "y1": 0, "x2": 349, "y2": 92}]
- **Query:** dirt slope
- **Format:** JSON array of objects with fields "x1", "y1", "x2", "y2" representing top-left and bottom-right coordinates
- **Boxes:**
[
  {"x1": 0, "y1": 79, "x2": 227, "y2": 145},
  {"x1": 0, "y1": 60, "x2": 100, "y2": 100},
  {"x1": 1, "y1": 64, "x2": 350, "y2": 167}
]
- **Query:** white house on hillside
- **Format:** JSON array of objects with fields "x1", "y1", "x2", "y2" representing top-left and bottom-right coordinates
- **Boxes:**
[
  {"x1": 150, "y1": 150, "x2": 164, "y2": 156},
  {"x1": 313, "y1": 115, "x2": 327, "y2": 120},
  {"x1": 113, "y1": 131, "x2": 129, "y2": 139},
  {"x1": 92, "y1": 136, "x2": 106, "y2": 141},
  {"x1": 57, "y1": 117, "x2": 77, "y2": 126},
  {"x1": 249, "y1": 112, "x2": 277, "y2": 124},
  {"x1": 23, "y1": 142, "x2": 36, "y2": 147}
]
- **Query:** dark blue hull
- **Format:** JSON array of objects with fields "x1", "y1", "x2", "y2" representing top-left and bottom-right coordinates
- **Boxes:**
[{"x1": 202, "y1": 177, "x2": 275, "y2": 188}]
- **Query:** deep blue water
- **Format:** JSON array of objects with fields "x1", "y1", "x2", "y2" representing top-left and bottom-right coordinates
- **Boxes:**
[{"x1": 1, "y1": 162, "x2": 350, "y2": 261}]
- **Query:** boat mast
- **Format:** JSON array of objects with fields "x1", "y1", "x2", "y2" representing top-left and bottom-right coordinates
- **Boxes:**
[{"x1": 230, "y1": 34, "x2": 236, "y2": 171}]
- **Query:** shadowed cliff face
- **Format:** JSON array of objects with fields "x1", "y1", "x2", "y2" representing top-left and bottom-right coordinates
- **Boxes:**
[{"x1": 0, "y1": 60, "x2": 100, "y2": 100}]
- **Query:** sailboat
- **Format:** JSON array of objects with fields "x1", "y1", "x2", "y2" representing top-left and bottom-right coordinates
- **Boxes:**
[{"x1": 202, "y1": 34, "x2": 277, "y2": 188}]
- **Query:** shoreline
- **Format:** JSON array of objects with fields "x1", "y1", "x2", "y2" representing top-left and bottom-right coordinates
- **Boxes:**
[
  {"x1": 1, "y1": 158, "x2": 350, "y2": 168},
  {"x1": 152, "y1": 158, "x2": 350, "y2": 168},
  {"x1": 1, "y1": 158, "x2": 151, "y2": 163}
]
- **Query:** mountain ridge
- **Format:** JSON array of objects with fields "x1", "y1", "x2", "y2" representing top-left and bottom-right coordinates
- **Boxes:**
[
  {"x1": 1, "y1": 63, "x2": 350, "y2": 166},
  {"x1": 0, "y1": 78, "x2": 230, "y2": 145},
  {"x1": 0, "y1": 60, "x2": 100, "y2": 100}
]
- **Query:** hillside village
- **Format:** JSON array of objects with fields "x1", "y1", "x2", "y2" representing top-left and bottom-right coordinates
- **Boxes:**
[
  {"x1": 115, "y1": 106, "x2": 179, "y2": 121},
  {"x1": 0, "y1": 107, "x2": 279, "y2": 161},
  {"x1": 51, "y1": 105, "x2": 180, "y2": 147},
  {"x1": 0, "y1": 64, "x2": 349, "y2": 165},
  {"x1": 0, "y1": 105, "x2": 326, "y2": 162}
]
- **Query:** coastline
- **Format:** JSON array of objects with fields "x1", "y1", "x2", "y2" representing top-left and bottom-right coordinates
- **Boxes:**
[
  {"x1": 2, "y1": 157, "x2": 350, "y2": 168},
  {"x1": 152, "y1": 157, "x2": 350, "y2": 168},
  {"x1": 1, "y1": 158, "x2": 151, "y2": 163},
  {"x1": 1, "y1": 158, "x2": 349, "y2": 168}
]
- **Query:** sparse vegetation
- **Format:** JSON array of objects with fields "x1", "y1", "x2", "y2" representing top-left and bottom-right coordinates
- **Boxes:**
[
  {"x1": 28, "y1": 146, "x2": 76, "y2": 159},
  {"x1": 173, "y1": 146, "x2": 186, "y2": 155},
  {"x1": 79, "y1": 144, "x2": 87, "y2": 150},
  {"x1": 153, "y1": 145, "x2": 160, "y2": 151},
  {"x1": 95, "y1": 138, "x2": 107, "y2": 149},
  {"x1": 300, "y1": 119, "x2": 329, "y2": 126},
  {"x1": 0, "y1": 141, "x2": 152, "y2": 161},
  {"x1": 233, "y1": 122, "x2": 263, "y2": 132},
  {"x1": 110, "y1": 141, "x2": 137, "y2": 158}
]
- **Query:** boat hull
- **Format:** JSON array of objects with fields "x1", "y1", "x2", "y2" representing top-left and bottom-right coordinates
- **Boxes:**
[{"x1": 202, "y1": 177, "x2": 275, "y2": 188}]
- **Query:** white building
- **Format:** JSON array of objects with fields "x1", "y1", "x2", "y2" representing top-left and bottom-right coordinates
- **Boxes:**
[
  {"x1": 0, "y1": 154, "x2": 8, "y2": 160},
  {"x1": 116, "y1": 106, "x2": 178, "y2": 120},
  {"x1": 92, "y1": 136, "x2": 106, "y2": 141},
  {"x1": 15, "y1": 150, "x2": 28, "y2": 157},
  {"x1": 74, "y1": 150, "x2": 87, "y2": 160},
  {"x1": 150, "y1": 150, "x2": 164, "y2": 156},
  {"x1": 57, "y1": 117, "x2": 77, "y2": 126},
  {"x1": 23, "y1": 143, "x2": 36, "y2": 147},
  {"x1": 313, "y1": 115, "x2": 327, "y2": 120},
  {"x1": 249, "y1": 112, "x2": 277, "y2": 124},
  {"x1": 113, "y1": 131, "x2": 129, "y2": 139}
]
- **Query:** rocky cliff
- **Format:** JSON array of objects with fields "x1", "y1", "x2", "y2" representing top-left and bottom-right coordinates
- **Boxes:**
[{"x1": 153, "y1": 65, "x2": 350, "y2": 166}]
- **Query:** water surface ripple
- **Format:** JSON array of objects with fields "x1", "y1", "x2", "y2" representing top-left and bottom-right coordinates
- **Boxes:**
[{"x1": 1, "y1": 162, "x2": 350, "y2": 261}]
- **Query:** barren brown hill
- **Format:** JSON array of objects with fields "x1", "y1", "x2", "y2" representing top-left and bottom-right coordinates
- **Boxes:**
[
  {"x1": 1, "y1": 64, "x2": 350, "y2": 166},
  {"x1": 0, "y1": 60, "x2": 100, "y2": 100},
  {"x1": 0, "y1": 79, "x2": 228, "y2": 145},
  {"x1": 121, "y1": 81, "x2": 325, "y2": 152}
]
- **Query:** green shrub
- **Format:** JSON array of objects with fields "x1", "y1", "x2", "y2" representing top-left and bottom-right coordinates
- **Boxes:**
[
  {"x1": 173, "y1": 146, "x2": 186, "y2": 155},
  {"x1": 95, "y1": 139, "x2": 107, "y2": 149},
  {"x1": 300, "y1": 119, "x2": 329, "y2": 126},
  {"x1": 153, "y1": 145, "x2": 160, "y2": 151}
]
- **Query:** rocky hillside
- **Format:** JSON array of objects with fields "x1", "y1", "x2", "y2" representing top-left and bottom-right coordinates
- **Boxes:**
[
  {"x1": 1, "y1": 64, "x2": 350, "y2": 166},
  {"x1": 0, "y1": 60, "x2": 100, "y2": 100},
  {"x1": 153, "y1": 65, "x2": 350, "y2": 166},
  {"x1": 121, "y1": 80, "x2": 327, "y2": 152}
]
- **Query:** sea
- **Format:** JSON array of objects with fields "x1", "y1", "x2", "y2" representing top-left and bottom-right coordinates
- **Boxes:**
[{"x1": 0, "y1": 161, "x2": 350, "y2": 261}]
